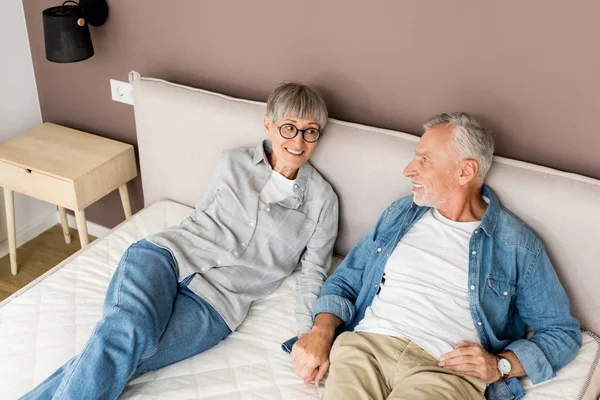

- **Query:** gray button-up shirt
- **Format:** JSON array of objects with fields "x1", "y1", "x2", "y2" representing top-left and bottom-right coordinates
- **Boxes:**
[{"x1": 147, "y1": 140, "x2": 339, "y2": 334}]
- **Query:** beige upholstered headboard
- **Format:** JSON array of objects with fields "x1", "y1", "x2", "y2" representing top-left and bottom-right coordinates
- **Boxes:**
[{"x1": 129, "y1": 71, "x2": 600, "y2": 335}]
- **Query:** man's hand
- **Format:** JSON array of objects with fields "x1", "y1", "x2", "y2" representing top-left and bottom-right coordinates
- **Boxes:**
[
  {"x1": 291, "y1": 313, "x2": 341, "y2": 387},
  {"x1": 438, "y1": 341, "x2": 500, "y2": 384},
  {"x1": 291, "y1": 331, "x2": 332, "y2": 386}
]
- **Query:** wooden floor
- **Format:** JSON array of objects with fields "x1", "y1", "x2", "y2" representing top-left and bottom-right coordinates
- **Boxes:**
[{"x1": 0, "y1": 224, "x2": 96, "y2": 301}]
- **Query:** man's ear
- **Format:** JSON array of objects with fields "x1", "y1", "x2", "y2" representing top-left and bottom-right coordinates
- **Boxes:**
[
  {"x1": 458, "y1": 159, "x2": 479, "y2": 186},
  {"x1": 264, "y1": 115, "x2": 272, "y2": 137}
]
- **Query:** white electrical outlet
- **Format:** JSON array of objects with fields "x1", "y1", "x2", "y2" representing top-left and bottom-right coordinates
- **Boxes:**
[{"x1": 110, "y1": 79, "x2": 134, "y2": 105}]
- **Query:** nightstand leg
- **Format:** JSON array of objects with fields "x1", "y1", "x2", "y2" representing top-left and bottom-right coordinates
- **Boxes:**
[
  {"x1": 74, "y1": 209, "x2": 89, "y2": 247},
  {"x1": 58, "y1": 206, "x2": 72, "y2": 244},
  {"x1": 3, "y1": 188, "x2": 17, "y2": 275},
  {"x1": 118, "y1": 183, "x2": 132, "y2": 219}
]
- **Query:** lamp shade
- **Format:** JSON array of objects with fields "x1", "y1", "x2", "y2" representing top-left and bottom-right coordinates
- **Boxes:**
[{"x1": 43, "y1": 5, "x2": 94, "y2": 63}]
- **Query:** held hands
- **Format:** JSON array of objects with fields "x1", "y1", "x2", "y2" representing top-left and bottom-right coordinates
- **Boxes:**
[
  {"x1": 291, "y1": 329, "x2": 334, "y2": 387},
  {"x1": 438, "y1": 341, "x2": 501, "y2": 384}
]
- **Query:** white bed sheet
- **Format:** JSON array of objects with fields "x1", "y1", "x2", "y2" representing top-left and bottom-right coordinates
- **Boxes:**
[{"x1": 0, "y1": 200, "x2": 597, "y2": 399}]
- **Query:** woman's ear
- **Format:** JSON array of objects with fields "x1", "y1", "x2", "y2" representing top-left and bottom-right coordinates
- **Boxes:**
[{"x1": 264, "y1": 115, "x2": 272, "y2": 137}]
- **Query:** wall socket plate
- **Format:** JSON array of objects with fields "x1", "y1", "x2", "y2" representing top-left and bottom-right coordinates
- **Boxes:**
[{"x1": 110, "y1": 79, "x2": 134, "y2": 105}]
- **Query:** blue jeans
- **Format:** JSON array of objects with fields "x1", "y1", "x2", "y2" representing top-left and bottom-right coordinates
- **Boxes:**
[{"x1": 22, "y1": 240, "x2": 231, "y2": 400}]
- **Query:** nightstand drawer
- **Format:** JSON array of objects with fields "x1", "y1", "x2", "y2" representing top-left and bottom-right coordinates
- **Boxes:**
[{"x1": 0, "y1": 160, "x2": 76, "y2": 209}]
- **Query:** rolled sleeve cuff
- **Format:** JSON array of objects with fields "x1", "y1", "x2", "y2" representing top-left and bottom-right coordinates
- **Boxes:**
[
  {"x1": 505, "y1": 339, "x2": 555, "y2": 384},
  {"x1": 311, "y1": 294, "x2": 355, "y2": 326},
  {"x1": 281, "y1": 336, "x2": 298, "y2": 354}
]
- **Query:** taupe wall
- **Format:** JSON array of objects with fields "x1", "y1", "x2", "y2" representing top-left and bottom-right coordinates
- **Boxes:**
[{"x1": 23, "y1": 0, "x2": 600, "y2": 228}]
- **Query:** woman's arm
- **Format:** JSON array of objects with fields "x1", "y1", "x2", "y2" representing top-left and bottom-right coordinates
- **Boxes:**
[{"x1": 295, "y1": 191, "x2": 339, "y2": 335}]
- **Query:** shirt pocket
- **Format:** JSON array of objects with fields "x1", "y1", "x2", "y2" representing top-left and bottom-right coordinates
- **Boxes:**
[
  {"x1": 487, "y1": 275, "x2": 517, "y2": 298},
  {"x1": 214, "y1": 184, "x2": 242, "y2": 213},
  {"x1": 484, "y1": 274, "x2": 517, "y2": 333}
]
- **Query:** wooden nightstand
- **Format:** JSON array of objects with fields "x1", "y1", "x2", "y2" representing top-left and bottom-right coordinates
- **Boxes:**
[{"x1": 0, "y1": 123, "x2": 138, "y2": 275}]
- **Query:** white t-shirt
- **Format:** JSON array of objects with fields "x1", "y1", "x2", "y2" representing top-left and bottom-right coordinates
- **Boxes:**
[
  {"x1": 355, "y1": 208, "x2": 482, "y2": 359},
  {"x1": 259, "y1": 170, "x2": 296, "y2": 210}
]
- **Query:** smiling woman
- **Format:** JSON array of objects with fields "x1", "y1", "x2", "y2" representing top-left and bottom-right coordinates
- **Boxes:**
[
  {"x1": 263, "y1": 83, "x2": 328, "y2": 180},
  {"x1": 20, "y1": 82, "x2": 339, "y2": 399},
  {"x1": 265, "y1": 116, "x2": 320, "y2": 179}
]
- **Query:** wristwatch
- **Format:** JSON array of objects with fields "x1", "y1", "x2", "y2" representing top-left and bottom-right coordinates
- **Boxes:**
[{"x1": 496, "y1": 355, "x2": 512, "y2": 380}]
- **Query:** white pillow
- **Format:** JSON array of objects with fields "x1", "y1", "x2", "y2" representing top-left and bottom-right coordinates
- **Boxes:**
[{"x1": 521, "y1": 330, "x2": 600, "y2": 399}]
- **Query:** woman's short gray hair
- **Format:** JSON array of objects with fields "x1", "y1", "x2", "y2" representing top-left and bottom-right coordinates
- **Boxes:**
[
  {"x1": 423, "y1": 112, "x2": 495, "y2": 182},
  {"x1": 266, "y1": 83, "x2": 328, "y2": 130}
]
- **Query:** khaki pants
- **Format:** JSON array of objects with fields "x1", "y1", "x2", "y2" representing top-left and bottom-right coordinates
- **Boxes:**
[{"x1": 323, "y1": 332, "x2": 486, "y2": 400}]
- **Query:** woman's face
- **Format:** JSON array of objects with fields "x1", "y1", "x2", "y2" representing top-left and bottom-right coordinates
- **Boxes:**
[{"x1": 264, "y1": 115, "x2": 320, "y2": 179}]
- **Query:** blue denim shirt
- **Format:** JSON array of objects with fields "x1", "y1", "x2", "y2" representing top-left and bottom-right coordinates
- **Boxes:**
[{"x1": 282, "y1": 185, "x2": 581, "y2": 400}]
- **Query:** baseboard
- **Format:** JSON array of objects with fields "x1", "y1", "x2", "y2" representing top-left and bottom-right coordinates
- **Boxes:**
[
  {"x1": 65, "y1": 214, "x2": 111, "y2": 239},
  {"x1": 0, "y1": 210, "x2": 59, "y2": 259},
  {"x1": 0, "y1": 210, "x2": 111, "y2": 260}
]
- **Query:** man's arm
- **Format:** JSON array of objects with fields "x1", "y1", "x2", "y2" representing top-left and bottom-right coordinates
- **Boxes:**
[
  {"x1": 309, "y1": 199, "x2": 403, "y2": 325},
  {"x1": 441, "y1": 246, "x2": 581, "y2": 384},
  {"x1": 503, "y1": 246, "x2": 581, "y2": 383}
]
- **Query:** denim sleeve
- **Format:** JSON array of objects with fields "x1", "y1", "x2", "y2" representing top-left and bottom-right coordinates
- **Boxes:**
[
  {"x1": 311, "y1": 205, "x2": 391, "y2": 327},
  {"x1": 505, "y1": 246, "x2": 582, "y2": 384},
  {"x1": 295, "y1": 192, "x2": 339, "y2": 334}
]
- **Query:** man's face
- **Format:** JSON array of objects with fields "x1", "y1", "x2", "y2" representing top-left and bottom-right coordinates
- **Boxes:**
[{"x1": 403, "y1": 124, "x2": 461, "y2": 208}]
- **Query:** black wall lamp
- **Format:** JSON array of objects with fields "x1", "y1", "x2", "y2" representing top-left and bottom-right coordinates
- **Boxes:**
[{"x1": 43, "y1": 0, "x2": 109, "y2": 63}]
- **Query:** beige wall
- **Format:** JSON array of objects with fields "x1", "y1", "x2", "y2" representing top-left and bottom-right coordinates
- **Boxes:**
[{"x1": 22, "y1": 0, "x2": 600, "y2": 228}]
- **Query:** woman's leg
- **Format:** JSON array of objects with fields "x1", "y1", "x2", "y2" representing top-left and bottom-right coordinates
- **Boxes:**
[
  {"x1": 21, "y1": 240, "x2": 180, "y2": 400},
  {"x1": 19, "y1": 358, "x2": 76, "y2": 400},
  {"x1": 134, "y1": 282, "x2": 231, "y2": 375}
]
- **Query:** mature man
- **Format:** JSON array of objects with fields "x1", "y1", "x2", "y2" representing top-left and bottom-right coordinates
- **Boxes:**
[{"x1": 290, "y1": 113, "x2": 581, "y2": 400}]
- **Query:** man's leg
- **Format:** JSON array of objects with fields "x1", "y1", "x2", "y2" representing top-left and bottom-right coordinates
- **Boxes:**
[
  {"x1": 22, "y1": 240, "x2": 180, "y2": 400},
  {"x1": 387, "y1": 342, "x2": 486, "y2": 400},
  {"x1": 323, "y1": 332, "x2": 410, "y2": 400}
]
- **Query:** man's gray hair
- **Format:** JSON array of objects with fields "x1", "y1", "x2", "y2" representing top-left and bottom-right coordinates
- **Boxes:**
[
  {"x1": 266, "y1": 83, "x2": 328, "y2": 130},
  {"x1": 423, "y1": 112, "x2": 495, "y2": 181}
]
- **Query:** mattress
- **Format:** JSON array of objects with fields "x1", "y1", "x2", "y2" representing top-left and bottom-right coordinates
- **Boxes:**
[{"x1": 0, "y1": 200, "x2": 598, "y2": 399}]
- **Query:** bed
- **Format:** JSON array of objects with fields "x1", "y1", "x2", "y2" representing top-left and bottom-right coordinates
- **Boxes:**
[{"x1": 0, "y1": 71, "x2": 598, "y2": 399}]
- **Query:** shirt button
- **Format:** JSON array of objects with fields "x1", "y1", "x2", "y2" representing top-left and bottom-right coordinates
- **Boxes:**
[
  {"x1": 374, "y1": 284, "x2": 378, "y2": 288},
  {"x1": 474, "y1": 230, "x2": 479, "y2": 234},
  {"x1": 200, "y1": 267, "x2": 206, "y2": 272},
  {"x1": 477, "y1": 321, "x2": 483, "y2": 326},
  {"x1": 386, "y1": 253, "x2": 390, "y2": 257},
  {"x1": 217, "y1": 260, "x2": 221, "y2": 265},
  {"x1": 233, "y1": 251, "x2": 239, "y2": 257},
  {"x1": 250, "y1": 222, "x2": 255, "y2": 227},
  {"x1": 503, "y1": 291, "x2": 509, "y2": 296},
  {"x1": 470, "y1": 285, "x2": 476, "y2": 290},
  {"x1": 266, "y1": 207, "x2": 271, "y2": 212},
  {"x1": 241, "y1": 242, "x2": 246, "y2": 247},
  {"x1": 376, "y1": 248, "x2": 382, "y2": 253},
  {"x1": 471, "y1": 251, "x2": 477, "y2": 255}
]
